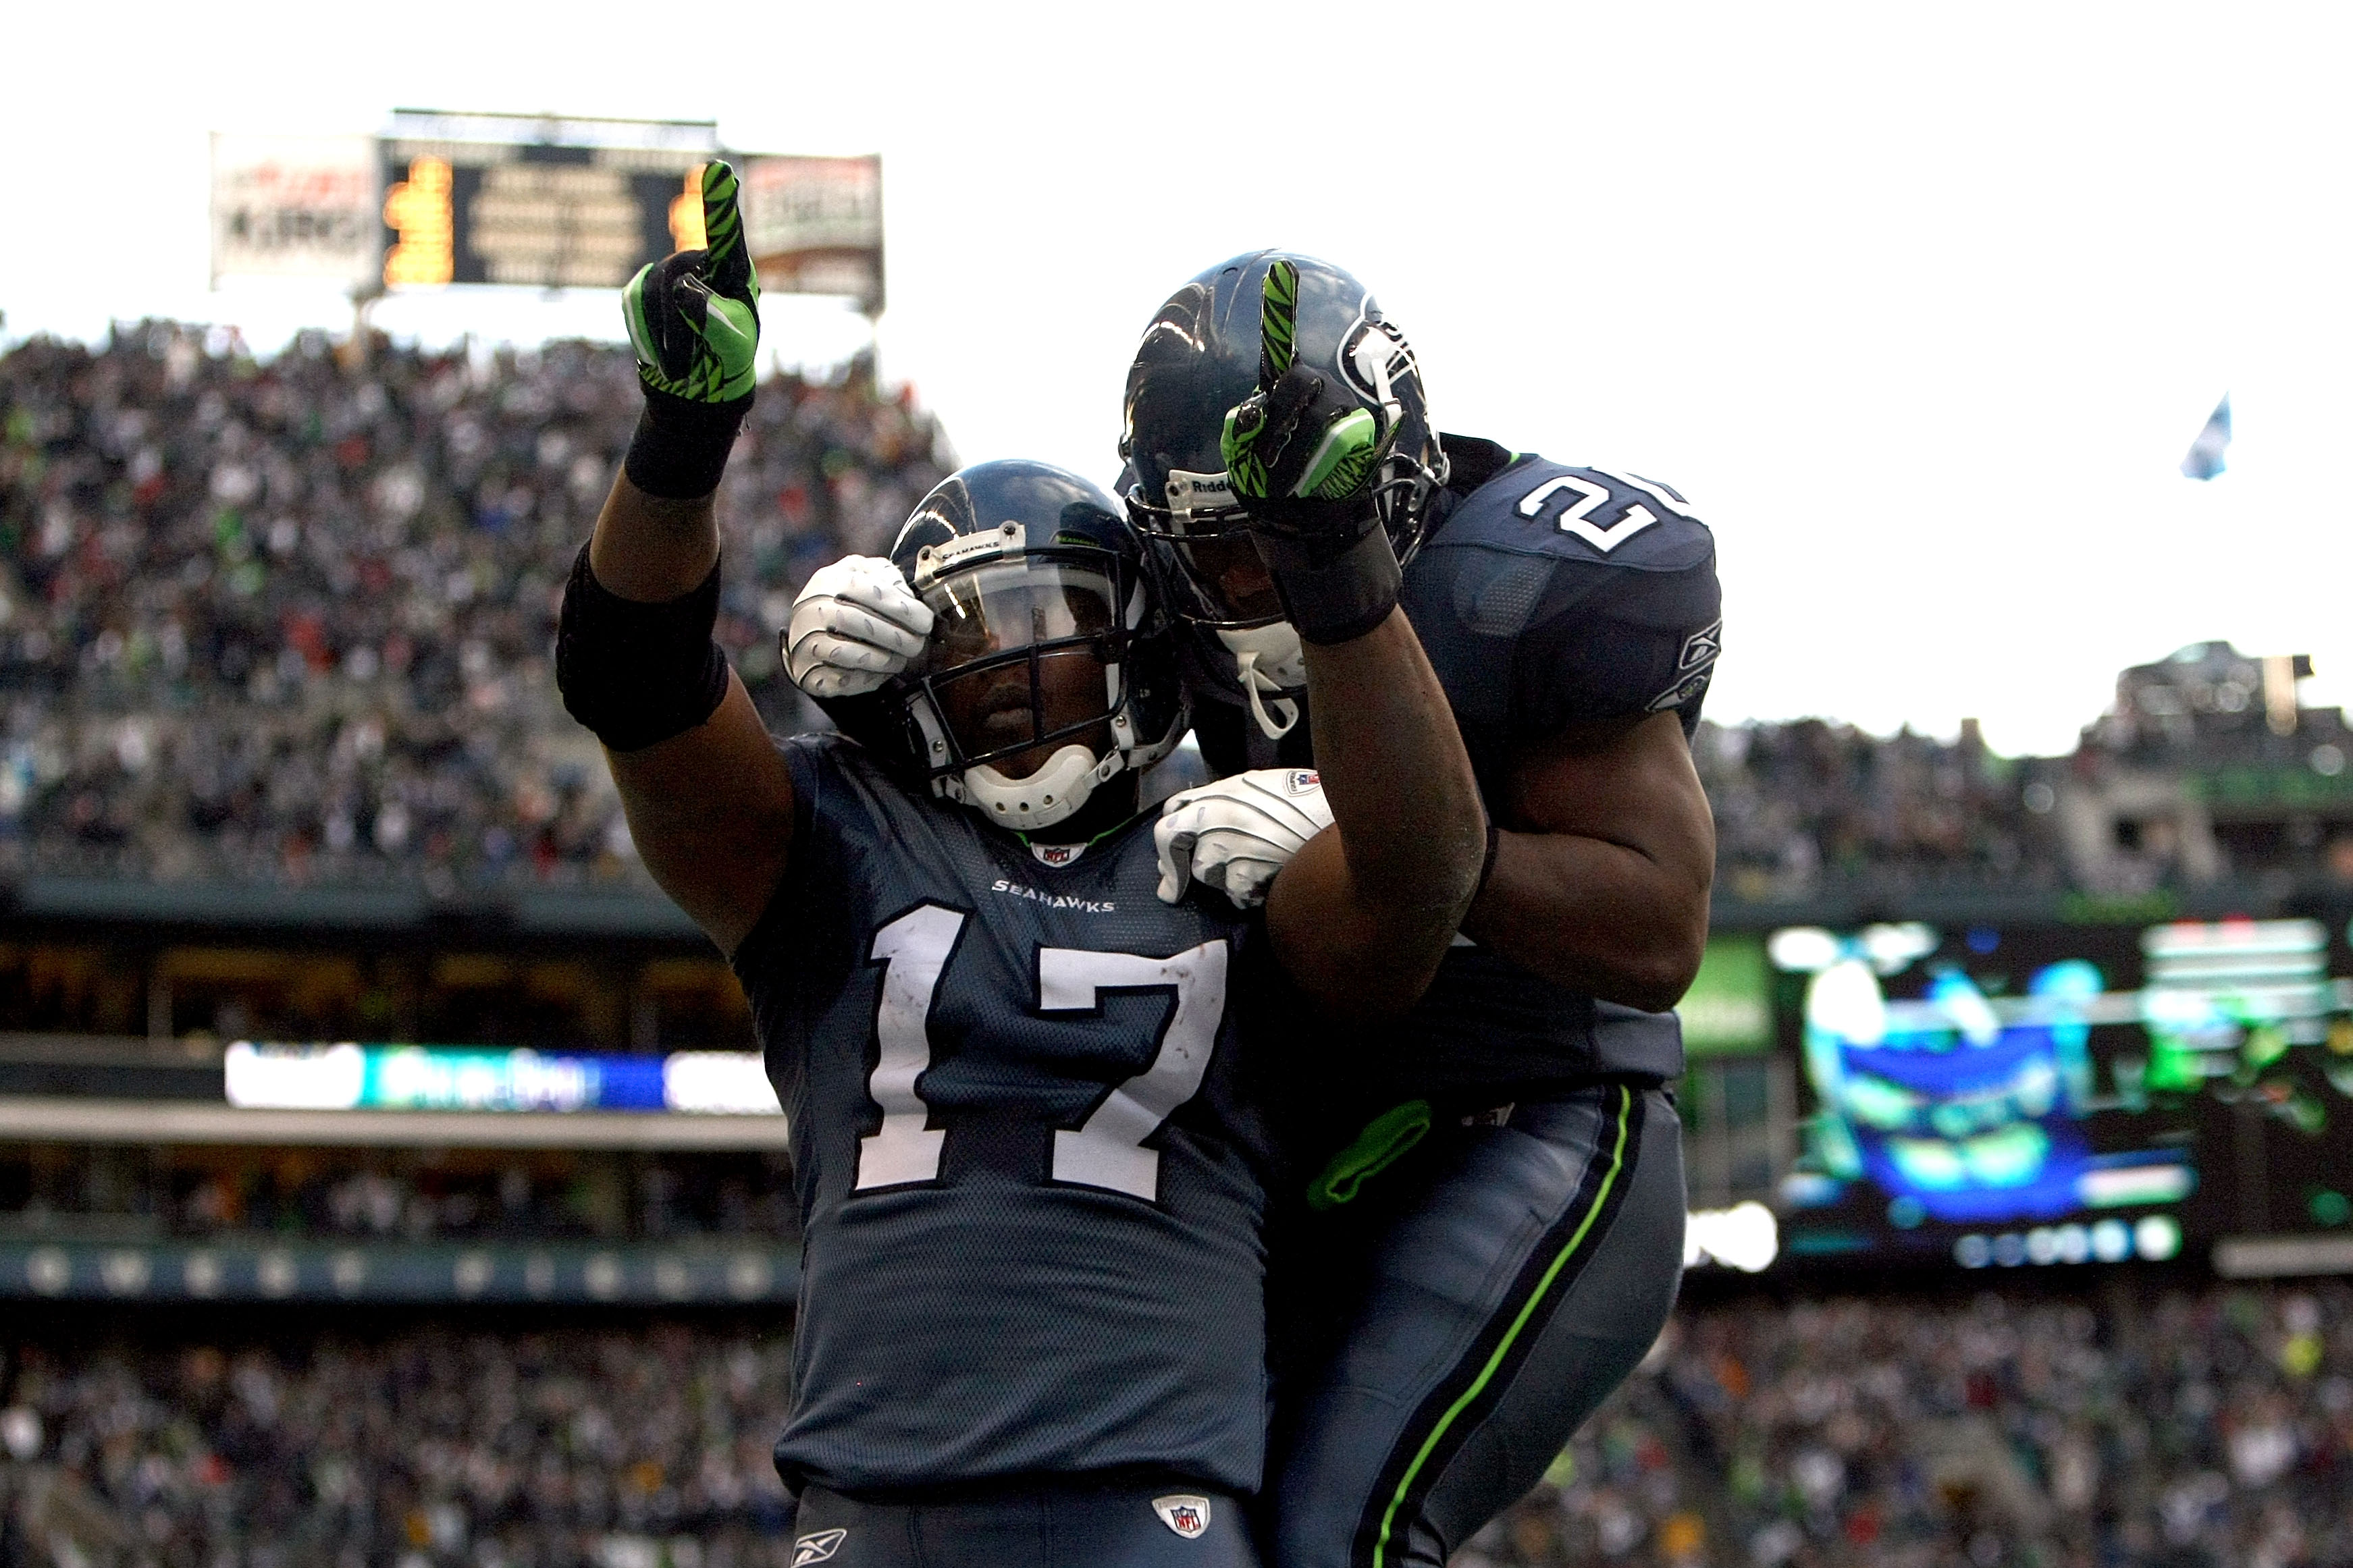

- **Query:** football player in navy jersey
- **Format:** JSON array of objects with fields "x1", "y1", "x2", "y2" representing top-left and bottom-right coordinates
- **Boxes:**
[
  {"x1": 1122, "y1": 252, "x2": 1717, "y2": 1568},
  {"x1": 555, "y1": 169, "x2": 1489, "y2": 1568}
]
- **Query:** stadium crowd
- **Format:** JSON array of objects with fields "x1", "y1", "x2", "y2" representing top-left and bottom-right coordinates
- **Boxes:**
[
  {"x1": 1, "y1": 1322, "x2": 797, "y2": 1568},
  {"x1": 7, "y1": 321, "x2": 2344, "y2": 900},
  {"x1": 1471, "y1": 1280, "x2": 2353, "y2": 1568},
  {"x1": 1695, "y1": 720, "x2": 2059, "y2": 901},
  {"x1": 3, "y1": 1282, "x2": 2345, "y2": 1568},
  {"x1": 0, "y1": 322, "x2": 949, "y2": 889}
]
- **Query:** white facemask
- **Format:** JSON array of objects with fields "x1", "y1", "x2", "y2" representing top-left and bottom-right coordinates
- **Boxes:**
[{"x1": 1216, "y1": 622, "x2": 1306, "y2": 739}]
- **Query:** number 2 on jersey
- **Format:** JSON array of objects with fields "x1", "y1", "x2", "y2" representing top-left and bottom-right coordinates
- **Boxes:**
[{"x1": 854, "y1": 904, "x2": 1231, "y2": 1203}]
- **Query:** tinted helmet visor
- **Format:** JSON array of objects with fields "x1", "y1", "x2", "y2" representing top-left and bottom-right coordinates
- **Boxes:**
[{"x1": 914, "y1": 556, "x2": 1124, "y2": 773}]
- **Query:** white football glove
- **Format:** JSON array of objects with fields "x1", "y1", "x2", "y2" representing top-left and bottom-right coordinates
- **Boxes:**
[
  {"x1": 1154, "y1": 768, "x2": 1336, "y2": 909},
  {"x1": 783, "y1": 555, "x2": 934, "y2": 699}
]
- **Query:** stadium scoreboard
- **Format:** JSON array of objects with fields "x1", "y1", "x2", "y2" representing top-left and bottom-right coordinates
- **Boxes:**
[
  {"x1": 381, "y1": 111, "x2": 716, "y2": 291},
  {"x1": 211, "y1": 112, "x2": 884, "y2": 309}
]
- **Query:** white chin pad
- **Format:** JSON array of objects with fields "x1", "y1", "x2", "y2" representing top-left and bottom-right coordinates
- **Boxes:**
[{"x1": 959, "y1": 744, "x2": 1119, "y2": 830}]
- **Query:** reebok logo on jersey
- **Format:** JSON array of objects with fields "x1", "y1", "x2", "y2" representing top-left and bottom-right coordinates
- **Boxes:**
[
  {"x1": 793, "y1": 1530, "x2": 848, "y2": 1567},
  {"x1": 1153, "y1": 1495, "x2": 1213, "y2": 1539},
  {"x1": 1677, "y1": 620, "x2": 1722, "y2": 671},
  {"x1": 990, "y1": 877, "x2": 1115, "y2": 913}
]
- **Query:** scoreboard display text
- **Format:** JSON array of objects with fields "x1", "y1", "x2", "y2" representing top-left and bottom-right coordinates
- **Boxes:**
[{"x1": 381, "y1": 138, "x2": 706, "y2": 290}]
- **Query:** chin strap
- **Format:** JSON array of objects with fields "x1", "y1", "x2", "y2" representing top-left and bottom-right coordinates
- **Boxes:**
[
  {"x1": 1234, "y1": 650, "x2": 1300, "y2": 740},
  {"x1": 1216, "y1": 623, "x2": 1306, "y2": 740}
]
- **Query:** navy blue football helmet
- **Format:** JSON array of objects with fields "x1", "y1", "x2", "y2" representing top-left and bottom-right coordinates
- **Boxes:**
[
  {"x1": 1120, "y1": 251, "x2": 1446, "y2": 736},
  {"x1": 872, "y1": 460, "x2": 1187, "y2": 830}
]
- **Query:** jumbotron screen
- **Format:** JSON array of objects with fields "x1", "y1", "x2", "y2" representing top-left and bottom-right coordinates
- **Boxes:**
[{"x1": 1772, "y1": 917, "x2": 2353, "y2": 1269}]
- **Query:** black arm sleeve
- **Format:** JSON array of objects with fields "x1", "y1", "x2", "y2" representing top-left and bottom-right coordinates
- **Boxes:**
[{"x1": 554, "y1": 543, "x2": 731, "y2": 752}]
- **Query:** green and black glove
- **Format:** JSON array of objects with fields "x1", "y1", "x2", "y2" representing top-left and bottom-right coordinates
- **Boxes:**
[
  {"x1": 1219, "y1": 259, "x2": 1402, "y2": 644},
  {"x1": 620, "y1": 161, "x2": 762, "y2": 498}
]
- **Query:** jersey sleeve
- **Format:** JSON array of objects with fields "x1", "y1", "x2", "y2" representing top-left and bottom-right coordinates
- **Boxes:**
[
  {"x1": 1512, "y1": 527, "x2": 1722, "y2": 736},
  {"x1": 729, "y1": 735, "x2": 846, "y2": 1008},
  {"x1": 1404, "y1": 461, "x2": 1722, "y2": 769}
]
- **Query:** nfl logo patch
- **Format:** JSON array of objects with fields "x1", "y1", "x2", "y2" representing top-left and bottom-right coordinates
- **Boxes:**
[
  {"x1": 1284, "y1": 769, "x2": 1320, "y2": 795},
  {"x1": 1153, "y1": 1494, "x2": 1212, "y2": 1539},
  {"x1": 1029, "y1": 840, "x2": 1084, "y2": 867}
]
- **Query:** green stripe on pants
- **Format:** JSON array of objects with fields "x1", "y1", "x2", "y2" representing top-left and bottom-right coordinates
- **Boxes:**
[{"x1": 1368, "y1": 1083, "x2": 1635, "y2": 1568}]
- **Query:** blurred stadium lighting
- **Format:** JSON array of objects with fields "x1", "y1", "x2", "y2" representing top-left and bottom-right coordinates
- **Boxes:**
[{"x1": 1684, "y1": 1201, "x2": 1778, "y2": 1272}]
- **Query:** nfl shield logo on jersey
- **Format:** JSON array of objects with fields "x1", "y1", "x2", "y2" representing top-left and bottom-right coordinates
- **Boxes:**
[
  {"x1": 1030, "y1": 840, "x2": 1085, "y2": 867},
  {"x1": 1153, "y1": 1494, "x2": 1213, "y2": 1539},
  {"x1": 1283, "y1": 769, "x2": 1320, "y2": 796}
]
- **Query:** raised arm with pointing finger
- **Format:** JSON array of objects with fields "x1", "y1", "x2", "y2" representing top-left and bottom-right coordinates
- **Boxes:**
[
  {"x1": 1119, "y1": 250, "x2": 1710, "y2": 1568},
  {"x1": 547, "y1": 186, "x2": 1491, "y2": 1542}
]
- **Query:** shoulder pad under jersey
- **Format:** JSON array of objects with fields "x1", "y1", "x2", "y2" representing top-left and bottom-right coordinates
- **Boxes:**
[{"x1": 1400, "y1": 450, "x2": 1722, "y2": 765}]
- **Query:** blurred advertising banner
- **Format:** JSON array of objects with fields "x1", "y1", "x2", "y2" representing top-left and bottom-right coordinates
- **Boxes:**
[
  {"x1": 1679, "y1": 934, "x2": 1772, "y2": 1056},
  {"x1": 742, "y1": 155, "x2": 884, "y2": 313},
  {"x1": 209, "y1": 134, "x2": 381, "y2": 286},
  {"x1": 379, "y1": 110, "x2": 720, "y2": 291},
  {"x1": 223, "y1": 1042, "x2": 781, "y2": 1115}
]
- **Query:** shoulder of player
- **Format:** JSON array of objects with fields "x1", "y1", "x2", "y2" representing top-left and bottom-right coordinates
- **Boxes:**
[
  {"x1": 1425, "y1": 448, "x2": 1714, "y2": 574},
  {"x1": 777, "y1": 728, "x2": 858, "y2": 789},
  {"x1": 778, "y1": 729, "x2": 934, "y2": 836}
]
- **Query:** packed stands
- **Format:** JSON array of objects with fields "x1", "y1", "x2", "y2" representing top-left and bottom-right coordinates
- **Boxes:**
[
  {"x1": 0, "y1": 323, "x2": 949, "y2": 890},
  {"x1": 10, "y1": 323, "x2": 2353, "y2": 901},
  {"x1": 1469, "y1": 1280, "x2": 2353, "y2": 1568},
  {"x1": 1695, "y1": 719, "x2": 2061, "y2": 901},
  {"x1": 5, "y1": 1282, "x2": 2344, "y2": 1567},
  {"x1": 2, "y1": 1320, "x2": 799, "y2": 1567}
]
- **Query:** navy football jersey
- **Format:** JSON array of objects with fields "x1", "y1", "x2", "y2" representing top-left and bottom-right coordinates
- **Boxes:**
[
  {"x1": 1400, "y1": 439, "x2": 1720, "y2": 784},
  {"x1": 731, "y1": 734, "x2": 1279, "y2": 1497},
  {"x1": 1192, "y1": 436, "x2": 1720, "y2": 1100}
]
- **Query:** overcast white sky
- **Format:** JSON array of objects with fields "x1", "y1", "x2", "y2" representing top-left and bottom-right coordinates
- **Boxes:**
[{"x1": 5, "y1": 1, "x2": 2349, "y2": 755}]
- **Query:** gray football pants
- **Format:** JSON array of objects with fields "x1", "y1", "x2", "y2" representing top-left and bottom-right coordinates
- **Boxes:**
[
  {"x1": 791, "y1": 1480, "x2": 1260, "y2": 1568},
  {"x1": 1264, "y1": 1083, "x2": 1686, "y2": 1568}
]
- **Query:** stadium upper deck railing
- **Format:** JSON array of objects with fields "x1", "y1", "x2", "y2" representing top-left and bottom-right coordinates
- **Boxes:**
[{"x1": 0, "y1": 869, "x2": 2340, "y2": 945}]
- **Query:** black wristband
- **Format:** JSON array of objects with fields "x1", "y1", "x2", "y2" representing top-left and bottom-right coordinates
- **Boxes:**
[
  {"x1": 555, "y1": 542, "x2": 731, "y2": 751},
  {"x1": 623, "y1": 385, "x2": 753, "y2": 500},
  {"x1": 1249, "y1": 522, "x2": 1402, "y2": 645}
]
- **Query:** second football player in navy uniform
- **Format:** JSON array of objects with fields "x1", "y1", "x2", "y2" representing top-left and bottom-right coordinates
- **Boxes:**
[
  {"x1": 1123, "y1": 254, "x2": 1718, "y2": 1568},
  {"x1": 558, "y1": 172, "x2": 1489, "y2": 1568}
]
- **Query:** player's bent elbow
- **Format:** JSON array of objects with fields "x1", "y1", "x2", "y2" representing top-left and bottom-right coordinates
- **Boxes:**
[
  {"x1": 1610, "y1": 902, "x2": 1711, "y2": 1014},
  {"x1": 1302, "y1": 962, "x2": 1444, "y2": 1023},
  {"x1": 1614, "y1": 958, "x2": 1699, "y2": 1015},
  {"x1": 1279, "y1": 925, "x2": 1455, "y2": 1023}
]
